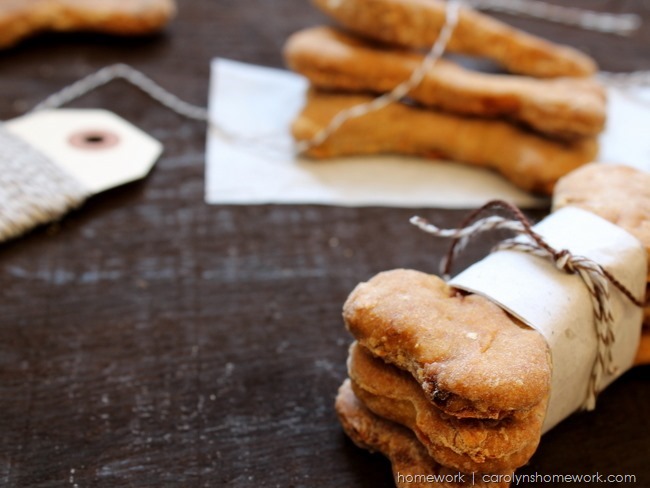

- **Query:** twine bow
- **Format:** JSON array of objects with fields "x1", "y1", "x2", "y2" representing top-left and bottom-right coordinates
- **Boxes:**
[{"x1": 411, "y1": 200, "x2": 644, "y2": 410}]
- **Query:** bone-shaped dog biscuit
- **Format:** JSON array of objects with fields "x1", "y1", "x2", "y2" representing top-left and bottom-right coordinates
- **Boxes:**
[
  {"x1": 336, "y1": 380, "x2": 512, "y2": 488},
  {"x1": 337, "y1": 164, "x2": 650, "y2": 486},
  {"x1": 348, "y1": 342, "x2": 546, "y2": 473},
  {"x1": 293, "y1": 90, "x2": 598, "y2": 195},
  {"x1": 0, "y1": 0, "x2": 176, "y2": 49},
  {"x1": 285, "y1": 27, "x2": 606, "y2": 140},
  {"x1": 312, "y1": 0, "x2": 596, "y2": 78},
  {"x1": 343, "y1": 269, "x2": 552, "y2": 420}
]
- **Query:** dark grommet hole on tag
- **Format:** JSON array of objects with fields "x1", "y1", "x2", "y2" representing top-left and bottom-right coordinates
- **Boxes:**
[
  {"x1": 85, "y1": 134, "x2": 104, "y2": 144},
  {"x1": 69, "y1": 129, "x2": 120, "y2": 150}
]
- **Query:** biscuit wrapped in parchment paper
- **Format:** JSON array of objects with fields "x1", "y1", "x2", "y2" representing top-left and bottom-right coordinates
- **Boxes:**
[
  {"x1": 553, "y1": 163, "x2": 650, "y2": 365},
  {"x1": 336, "y1": 163, "x2": 650, "y2": 487}
]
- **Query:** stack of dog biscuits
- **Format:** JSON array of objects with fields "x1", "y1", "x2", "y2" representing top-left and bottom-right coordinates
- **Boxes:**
[
  {"x1": 336, "y1": 163, "x2": 650, "y2": 487},
  {"x1": 284, "y1": 0, "x2": 607, "y2": 194},
  {"x1": 338, "y1": 269, "x2": 550, "y2": 487}
]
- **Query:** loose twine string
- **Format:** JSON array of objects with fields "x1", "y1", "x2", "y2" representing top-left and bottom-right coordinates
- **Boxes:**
[
  {"x1": 467, "y1": 0, "x2": 641, "y2": 36},
  {"x1": 294, "y1": 0, "x2": 462, "y2": 152},
  {"x1": 3, "y1": 0, "x2": 648, "y2": 242},
  {"x1": 0, "y1": 2, "x2": 645, "y2": 408},
  {"x1": 29, "y1": 0, "x2": 462, "y2": 152},
  {"x1": 28, "y1": 0, "x2": 648, "y2": 154},
  {"x1": 411, "y1": 200, "x2": 644, "y2": 410}
]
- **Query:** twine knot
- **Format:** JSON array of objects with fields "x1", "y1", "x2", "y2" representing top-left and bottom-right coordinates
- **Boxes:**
[
  {"x1": 410, "y1": 200, "x2": 643, "y2": 411},
  {"x1": 553, "y1": 249, "x2": 573, "y2": 271}
]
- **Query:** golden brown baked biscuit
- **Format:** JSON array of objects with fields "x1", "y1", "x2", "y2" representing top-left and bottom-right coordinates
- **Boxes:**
[
  {"x1": 294, "y1": 90, "x2": 598, "y2": 195},
  {"x1": 335, "y1": 379, "x2": 512, "y2": 488},
  {"x1": 311, "y1": 0, "x2": 596, "y2": 78},
  {"x1": 342, "y1": 269, "x2": 552, "y2": 420},
  {"x1": 348, "y1": 342, "x2": 546, "y2": 473},
  {"x1": 0, "y1": 0, "x2": 176, "y2": 49},
  {"x1": 285, "y1": 27, "x2": 606, "y2": 140}
]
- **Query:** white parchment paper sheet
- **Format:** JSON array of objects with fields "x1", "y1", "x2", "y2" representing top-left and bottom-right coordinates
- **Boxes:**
[{"x1": 206, "y1": 58, "x2": 650, "y2": 208}]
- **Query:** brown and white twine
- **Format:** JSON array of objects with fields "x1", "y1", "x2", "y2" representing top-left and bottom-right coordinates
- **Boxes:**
[
  {"x1": 1, "y1": 1, "x2": 647, "y2": 242},
  {"x1": 411, "y1": 200, "x2": 644, "y2": 411},
  {"x1": 468, "y1": 0, "x2": 641, "y2": 36},
  {"x1": 294, "y1": 0, "x2": 462, "y2": 153},
  {"x1": 24, "y1": 0, "x2": 649, "y2": 155}
]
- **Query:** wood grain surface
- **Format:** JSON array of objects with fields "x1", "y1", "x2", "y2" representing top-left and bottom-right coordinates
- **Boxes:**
[{"x1": 0, "y1": 1, "x2": 649, "y2": 486}]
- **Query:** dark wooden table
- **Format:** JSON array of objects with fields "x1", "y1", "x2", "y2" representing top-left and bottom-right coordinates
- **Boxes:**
[{"x1": 1, "y1": 1, "x2": 649, "y2": 486}]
